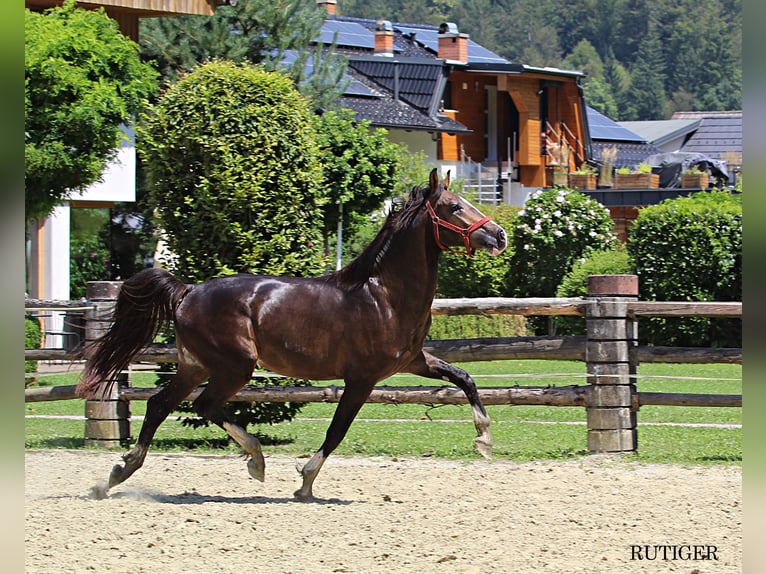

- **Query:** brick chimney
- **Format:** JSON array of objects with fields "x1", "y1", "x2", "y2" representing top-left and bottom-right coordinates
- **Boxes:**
[
  {"x1": 316, "y1": 0, "x2": 337, "y2": 16},
  {"x1": 375, "y1": 20, "x2": 394, "y2": 57},
  {"x1": 437, "y1": 22, "x2": 469, "y2": 64}
]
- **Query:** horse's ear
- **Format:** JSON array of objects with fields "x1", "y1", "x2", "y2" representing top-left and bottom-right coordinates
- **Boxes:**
[
  {"x1": 443, "y1": 170, "x2": 451, "y2": 190},
  {"x1": 426, "y1": 168, "x2": 443, "y2": 202}
]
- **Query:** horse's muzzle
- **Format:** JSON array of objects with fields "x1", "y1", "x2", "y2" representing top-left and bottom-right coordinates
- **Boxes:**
[{"x1": 480, "y1": 225, "x2": 507, "y2": 257}]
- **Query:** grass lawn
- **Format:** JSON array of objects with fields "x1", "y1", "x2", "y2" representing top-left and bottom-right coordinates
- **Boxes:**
[{"x1": 25, "y1": 360, "x2": 742, "y2": 465}]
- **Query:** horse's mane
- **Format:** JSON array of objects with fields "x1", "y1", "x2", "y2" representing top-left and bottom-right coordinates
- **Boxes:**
[{"x1": 329, "y1": 182, "x2": 429, "y2": 289}]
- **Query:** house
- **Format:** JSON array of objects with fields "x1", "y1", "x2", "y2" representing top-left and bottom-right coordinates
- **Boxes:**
[
  {"x1": 313, "y1": 1, "x2": 592, "y2": 203},
  {"x1": 25, "y1": 0, "x2": 225, "y2": 348},
  {"x1": 620, "y1": 111, "x2": 742, "y2": 170}
]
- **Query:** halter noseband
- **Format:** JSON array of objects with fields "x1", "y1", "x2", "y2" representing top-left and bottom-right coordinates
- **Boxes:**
[{"x1": 425, "y1": 199, "x2": 492, "y2": 257}]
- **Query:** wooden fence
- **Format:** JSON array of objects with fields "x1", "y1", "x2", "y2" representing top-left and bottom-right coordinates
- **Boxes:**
[{"x1": 25, "y1": 275, "x2": 741, "y2": 452}]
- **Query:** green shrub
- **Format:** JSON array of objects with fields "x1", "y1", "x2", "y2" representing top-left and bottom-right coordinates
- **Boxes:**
[
  {"x1": 25, "y1": 316, "x2": 42, "y2": 375},
  {"x1": 70, "y1": 236, "x2": 111, "y2": 299},
  {"x1": 508, "y1": 188, "x2": 617, "y2": 333},
  {"x1": 553, "y1": 244, "x2": 633, "y2": 334},
  {"x1": 140, "y1": 61, "x2": 326, "y2": 282},
  {"x1": 426, "y1": 314, "x2": 526, "y2": 340},
  {"x1": 627, "y1": 190, "x2": 741, "y2": 347}
]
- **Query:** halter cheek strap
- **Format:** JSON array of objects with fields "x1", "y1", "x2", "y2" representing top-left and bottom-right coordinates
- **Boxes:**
[{"x1": 425, "y1": 200, "x2": 492, "y2": 257}]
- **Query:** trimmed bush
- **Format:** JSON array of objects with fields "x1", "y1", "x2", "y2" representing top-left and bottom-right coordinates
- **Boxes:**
[
  {"x1": 508, "y1": 188, "x2": 617, "y2": 333},
  {"x1": 627, "y1": 190, "x2": 741, "y2": 347},
  {"x1": 140, "y1": 61, "x2": 326, "y2": 282}
]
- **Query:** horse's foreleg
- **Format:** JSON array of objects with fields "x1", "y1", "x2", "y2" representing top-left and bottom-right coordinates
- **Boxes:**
[
  {"x1": 295, "y1": 382, "x2": 373, "y2": 502},
  {"x1": 404, "y1": 351, "x2": 492, "y2": 459}
]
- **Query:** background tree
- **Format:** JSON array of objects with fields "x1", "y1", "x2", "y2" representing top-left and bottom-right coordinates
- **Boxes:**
[
  {"x1": 623, "y1": 21, "x2": 668, "y2": 120},
  {"x1": 24, "y1": 1, "x2": 158, "y2": 222},
  {"x1": 312, "y1": 109, "x2": 402, "y2": 260},
  {"x1": 562, "y1": 39, "x2": 617, "y2": 117},
  {"x1": 140, "y1": 0, "x2": 348, "y2": 108}
]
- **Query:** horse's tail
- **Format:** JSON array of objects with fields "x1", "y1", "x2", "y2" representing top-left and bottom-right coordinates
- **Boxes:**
[{"x1": 75, "y1": 268, "x2": 189, "y2": 400}]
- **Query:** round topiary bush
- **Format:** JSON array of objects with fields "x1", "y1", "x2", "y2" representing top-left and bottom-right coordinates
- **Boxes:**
[
  {"x1": 140, "y1": 60, "x2": 326, "y2": 282},
  {"x1": 627, "y1": 190, "x2": 741, "y2": 347}
]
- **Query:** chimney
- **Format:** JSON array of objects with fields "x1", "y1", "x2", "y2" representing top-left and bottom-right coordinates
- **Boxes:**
[
  {"x1": 375, "y1": 20, "x2": 394, "y2": 57},
  {"x1": 316, "y1": 0, "x2": 337, "y2": 16},
  {"x1": 437, "y1": 22, "x2": 469, "y2": 64}
]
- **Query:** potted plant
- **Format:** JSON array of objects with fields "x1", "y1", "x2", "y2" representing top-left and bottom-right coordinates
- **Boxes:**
[
  {"x1": 614, "y1": 163, "x2": 659, "y2": 189},
  {"x1": 680, "y1": 166, "x2": 709, "y2": 189},
  {"x1": 569, "y1": 165, "x2": 598, "y2": 189}
]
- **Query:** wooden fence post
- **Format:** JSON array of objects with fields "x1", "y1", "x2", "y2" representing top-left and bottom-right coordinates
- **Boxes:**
[
  {"x1": 585, "y1": 274, "x2": 639, "y2": 453},
  {"x1": 83, "y1": 280, "x2": 130, "y2": 448}
]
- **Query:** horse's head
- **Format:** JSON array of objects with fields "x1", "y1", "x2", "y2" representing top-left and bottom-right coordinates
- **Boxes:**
[{"x1": 424, "y1": 168, "x2": 507, "y2": 257}]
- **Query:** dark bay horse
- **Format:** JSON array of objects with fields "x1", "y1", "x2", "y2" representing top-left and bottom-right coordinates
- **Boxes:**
[{"x1": 76, "y1": 168, "x2": 507, "y2": 501}]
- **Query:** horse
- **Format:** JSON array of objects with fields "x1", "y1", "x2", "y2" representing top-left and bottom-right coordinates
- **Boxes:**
[{"x1": 76, "y1": 168, "x2": 507, "y2": 501}]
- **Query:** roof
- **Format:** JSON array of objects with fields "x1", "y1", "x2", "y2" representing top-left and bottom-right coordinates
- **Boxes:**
[
  {"x1": 586, "y1": 107, "x2": 662, "y2": 168},
  {"x1": 316, "y1": 16, "x2": 580, "y2": 134},
  {"x1": 618, "y1": 118, "x2": 701, "y2": 148},
  {"x1": 674, "y1": 111, "x2": 742, "y2": 161}
]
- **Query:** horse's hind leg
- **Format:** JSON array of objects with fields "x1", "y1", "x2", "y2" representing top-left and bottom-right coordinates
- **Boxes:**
[
  {"x1": 91, "y1": 363, "x2": 207, "y2": 499},
  {"x1": 404, "y1": 351, "x2": 492, "y2": 458},
  {"x1": 192, "y1": 372, "x2": 265, "y2": 482},
  {"x1": 295, "y1": 380, "x2": 374, "y2": 502}
]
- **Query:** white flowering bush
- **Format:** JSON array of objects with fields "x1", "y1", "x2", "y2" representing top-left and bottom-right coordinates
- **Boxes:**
[{"x1": 508, "y1": 188, "x2": 616, "y2": 306}]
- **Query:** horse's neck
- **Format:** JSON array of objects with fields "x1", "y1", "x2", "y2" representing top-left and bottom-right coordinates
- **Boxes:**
[{"x1": 373, "y1": 220, "x2": 440, "y2": 312}]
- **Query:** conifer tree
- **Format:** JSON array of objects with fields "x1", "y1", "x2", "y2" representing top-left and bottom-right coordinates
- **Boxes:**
[
  {"x1": 624, "y1": 21, "x2": 668, "y2": 120},
  {"x1": 140, "y1": 0, "x2": 348, "y2": 108}
]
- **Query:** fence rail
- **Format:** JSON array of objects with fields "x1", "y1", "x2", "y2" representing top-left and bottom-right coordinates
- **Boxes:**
[{"x1": 25, "y1": 275, "x2": 741, "y2": 452}]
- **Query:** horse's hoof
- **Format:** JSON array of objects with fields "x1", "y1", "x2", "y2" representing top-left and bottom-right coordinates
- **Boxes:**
[
  {"x1": 89, "y1": 483, "x2": 109, "y2": 500},
  {"x1": 293, "y1": 488, "x2": 314, "y2": 503},
  {"x1": 474, "y1": 437, "x2": 492, "y2": 460},
  {"x1": 107, "y1": 463, "x2": 125, "y2": 488},
  {"x1": 247, "y1": 456, "x2": 265, "y2": 482}
]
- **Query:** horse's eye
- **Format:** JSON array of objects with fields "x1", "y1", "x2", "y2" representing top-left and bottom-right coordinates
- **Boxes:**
[{"x1": 450, "y1": 202, "x2": 462, "y2": 214}]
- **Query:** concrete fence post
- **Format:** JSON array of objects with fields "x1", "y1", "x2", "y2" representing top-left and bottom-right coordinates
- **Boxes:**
[
  {"x1": 83, "y1": 280, "x2": 130, "y2": 448},
  {"x1": 585, "y1": 274, "x2": 639, "y2": 453}
]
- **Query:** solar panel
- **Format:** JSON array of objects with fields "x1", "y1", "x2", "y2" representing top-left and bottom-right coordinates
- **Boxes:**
[
  {"x1": 587, "y1": 107, "x2": 646, "y2": 142},
  {"x1": 319, "y1": 20, "x2": 375, "y2": 50}
]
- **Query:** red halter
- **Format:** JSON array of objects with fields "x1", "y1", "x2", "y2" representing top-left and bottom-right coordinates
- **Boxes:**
[{"x1": 425, "y1": 199, "x2": 492, "y2": 257}]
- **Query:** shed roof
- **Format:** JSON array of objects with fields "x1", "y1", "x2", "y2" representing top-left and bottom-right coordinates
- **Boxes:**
[{"x1": 618, "y1": 118, "x2": 701, "y2": 148}]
